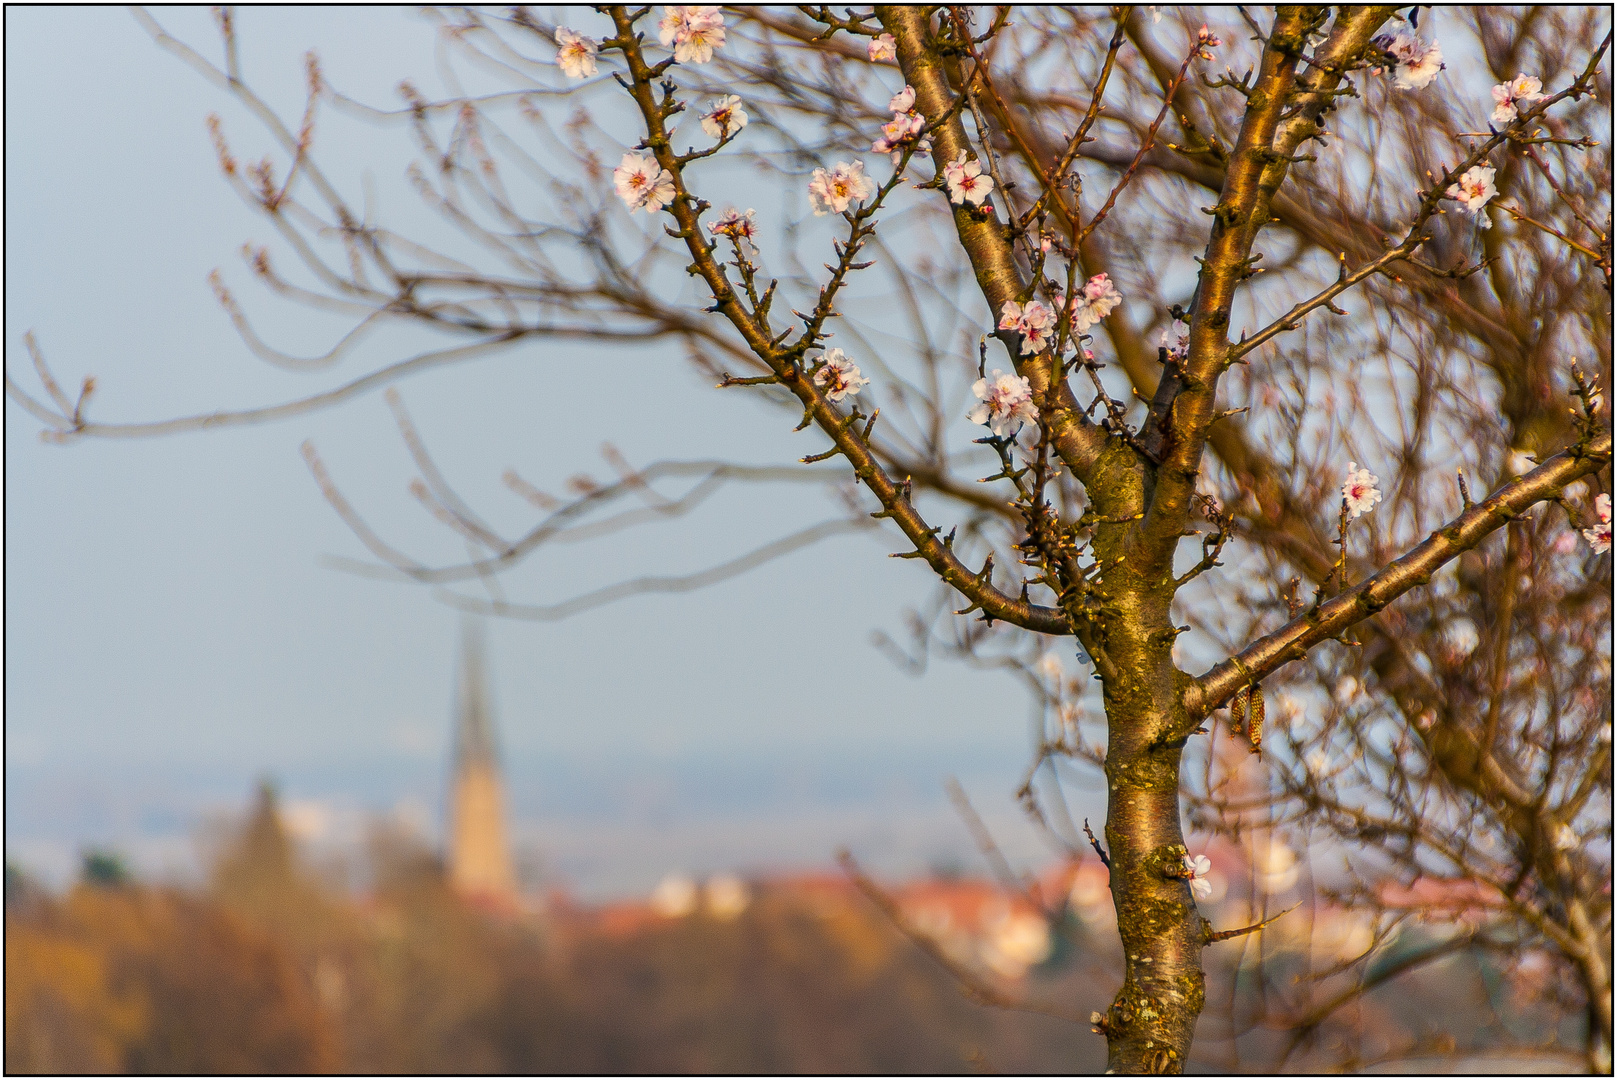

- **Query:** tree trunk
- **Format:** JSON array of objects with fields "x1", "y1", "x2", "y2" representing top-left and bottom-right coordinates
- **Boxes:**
[{"x1": 1092, "y1": 557, "x2": 1208, "y2": 1073}]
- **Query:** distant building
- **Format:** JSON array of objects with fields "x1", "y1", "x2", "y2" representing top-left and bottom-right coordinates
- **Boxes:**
[{"x1": 446, "y1": 620, "x2": 516, "y2": 904}]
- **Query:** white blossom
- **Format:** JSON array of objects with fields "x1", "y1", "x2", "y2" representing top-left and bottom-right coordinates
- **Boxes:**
[
  {"x1": 1583, "y1": 493, "x2": 1612, "y2": 552},
  {"x1": 969, "y1": 368, "x2": 1039, "y2": 436},
  {"x1": 700, "y1": 95, "x2": 748, "y2": 140},
  {"x1": 659, "y1": 6, "x2": 726, "y2": 64},
  {"x1": 1334, "y1": 675, "x2": 1361, "y2": 704},
  {"x1": 1439, "y1": 618, "x2": 1480, "y2": 662},
  {"x1": 1341, "y1": 461, "x2": 1382, "y2": 519},
  {"x1": 1037, "y1": 652, "x2": 1064, "y2": 683},
  {"x1": 1446, "y1": 165, "x2": 1497, "y2": 227},
  {"x1": 1490, "y1": 73, "x2": 1545, "y2": 125},
  {"x1": 1070, "y1": 273, "x2": 1122, "y2": 332},
  {"x1": 613, "y1": 151, "x2": 675, "y2": 213},
  {"x1": 997, "y1": 299, "x2": 1055, "y2": 356},
  {"x1": 1305, "y1": 750, "x2": 1330, "y2": 778},
  {"x1": 868, "y1": 33, "x2": 897, "y2": 62},
  {"x1": 811, "y1": 348, "x2": 870, "y2": 402},
  {"x1": 1379, "y1": 26, "x2": 1443, "y2": 89},
  {"x1": 1183, "y1": 854, "x2": 1213, "y2": 900},
  {"x1": 942, "y1": 149, "x2": 994, "y2": 206},
  {"x1": 1160, "y1": 318, "x2": 1190, "y2": 361},
  {"x1": 889, "y1": 85, "x2": 916, "y2": 115},
  {"x1": 555, "y1": 28, "x2": 599, "y2": 79},
  {"x1": 1550, "y1": 822, "x2": 1579, "y2": 852}
]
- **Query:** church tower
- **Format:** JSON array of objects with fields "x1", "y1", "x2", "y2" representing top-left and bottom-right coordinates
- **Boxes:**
[{"x1": 446, "y1": 619, "x2": 516, "y2": 903}]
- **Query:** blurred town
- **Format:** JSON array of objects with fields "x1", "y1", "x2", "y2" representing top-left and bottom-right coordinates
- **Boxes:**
[{"x1": 5, "y1": 629, "x2": 1581, "y2": 1073}]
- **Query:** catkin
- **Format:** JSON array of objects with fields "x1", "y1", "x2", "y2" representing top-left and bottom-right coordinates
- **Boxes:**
[
  {"x1": 1230, "y1": 686, "x2": 1250, "y2": 740},
  {"x1": 1248, "y1": 684, "x2": 1265, "y2": 756}
]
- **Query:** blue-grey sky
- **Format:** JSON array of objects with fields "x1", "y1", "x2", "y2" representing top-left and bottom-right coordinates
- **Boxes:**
[{"x1": 5, "y1": 7, "x2": 1088, "y2": 898}]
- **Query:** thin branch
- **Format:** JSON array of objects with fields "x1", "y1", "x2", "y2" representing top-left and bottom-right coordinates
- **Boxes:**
[{"x1": 431, "y1": 517, "x2": 876, "y2": 620}]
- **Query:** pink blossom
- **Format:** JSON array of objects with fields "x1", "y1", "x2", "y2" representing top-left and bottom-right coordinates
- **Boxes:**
[
  {"x1": 555, "y1": 28, "x2": 599, "y2": 79},
  {"x1": 969, "y1": 369, "x2": 1039, "y2": 436},
  {"x1": 807, "y1": 160, "x2": 876, "y2": 215},
  {"x1": 942, "y1": 150, "x2": 994, "y2": 207},
  {"x1": 872, "y1": 110, "x2": 929, "y2": 163},
  {"x1": 700, "y1": 95, "x2": 748, "y2": 140},
  {"x1": 1583, "y1": 493, "x2": 1612, "y2": 553},
  {"x1": 888, "y1": 86, "x2": 916, "y2": 115},
  {"x1": 1183, "y1": 854, "x2": 1213, "y2": 900},
  {"x1": 998, "y1": 299, "x2": 1055, "y2": 356},
  {"x1": 1446, "y1": 165, "x2": 1497, "y2": 227},
  {"x1": 613, "y1": 151, "x2": 675, "y2": 213},
  {"x1": 868, "y1": 33, "x2": 897, "y2": 62},
  {"x1": 1341, "y1": 462, "x2": 1382, "y2": 519},
  {"x1": 658, "y1": 5, "x2": 725, "y2": 64},
  {"x1": 1490, "y1": 73, "x2": 1544, "y2": 125},
  {"x1": 1071, "y1": 273, "x2": 1122, "y2": 332},
  {"x1": 812, "y1": 348, "x2": 870, "y2": 402}
]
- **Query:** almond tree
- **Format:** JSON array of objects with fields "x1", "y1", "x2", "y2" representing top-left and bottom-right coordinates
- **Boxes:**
[{"x1": 8, "y1": 6, "x2": 1611, "y2": 1072}]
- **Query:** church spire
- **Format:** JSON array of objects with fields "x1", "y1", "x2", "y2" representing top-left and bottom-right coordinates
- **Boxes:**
[
  {"x1": 453, "y1": 618, "x2": 498, "y2": 773},
  {"x1": 447, "y1": 618, "x2": 515, "y2": 903}
]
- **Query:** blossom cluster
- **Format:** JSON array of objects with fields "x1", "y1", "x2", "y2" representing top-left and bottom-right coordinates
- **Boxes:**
[
  {"x1": 1341, "y1": 462, "x2": 1382, "y2": 519},
  {"x1": 658, "y1": 5, "x2": 726, "y2": 64},
  {"x1": 808, "y1": 160, "x2": 876, "y2": 216},
  {"x1": 1584, "y1": 493, "x2": 1612, "y2": 553},
  {"x1": 969, "y1": 369, "x2": 1039, "y2": 436},
  {"x1": 707, "y1": 207, "x2": 758, "y2": 254},
  {"x1": 867, "y1": 33, "x2": 896, "y2": 62},
  {"x1": 997, "y1": 299, "x2": 1055, "y2": 356},
  {"x1": 1066, "y1": 273, "x2": 1122, "y2": 332},
  {"x1": 614, "y1": 152, "x2": 676, "y2": 213},
  {"x1": 811, "y1": 348, "x2": 869, "y2": 402},
  {"x1": 872, "y1": 86, "x2": 931, "y2": 165},
  {"x1": 1372, "y1": 22, "x2": 1443, "y2": 90},
  {"x1": 1194, "y1": 24, "x2": 1220, "y2": 61},
  {"x1": 1490, "y1": 73, "x2": 1545, "y2": 126}
]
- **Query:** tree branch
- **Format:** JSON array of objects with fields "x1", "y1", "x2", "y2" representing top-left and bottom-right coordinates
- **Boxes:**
[{"x1": 1188, "y1": 430, "x2": 1612, "y2": 720}]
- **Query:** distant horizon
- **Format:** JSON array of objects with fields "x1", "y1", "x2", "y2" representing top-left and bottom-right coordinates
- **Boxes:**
[{"x1": 5, "y1": 742, "x2": 1072, "y2": 904}]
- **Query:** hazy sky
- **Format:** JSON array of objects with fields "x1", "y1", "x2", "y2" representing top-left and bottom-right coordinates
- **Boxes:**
[{"x1": 5, "y1": 7, "x2": 1090, "y2": 898}]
